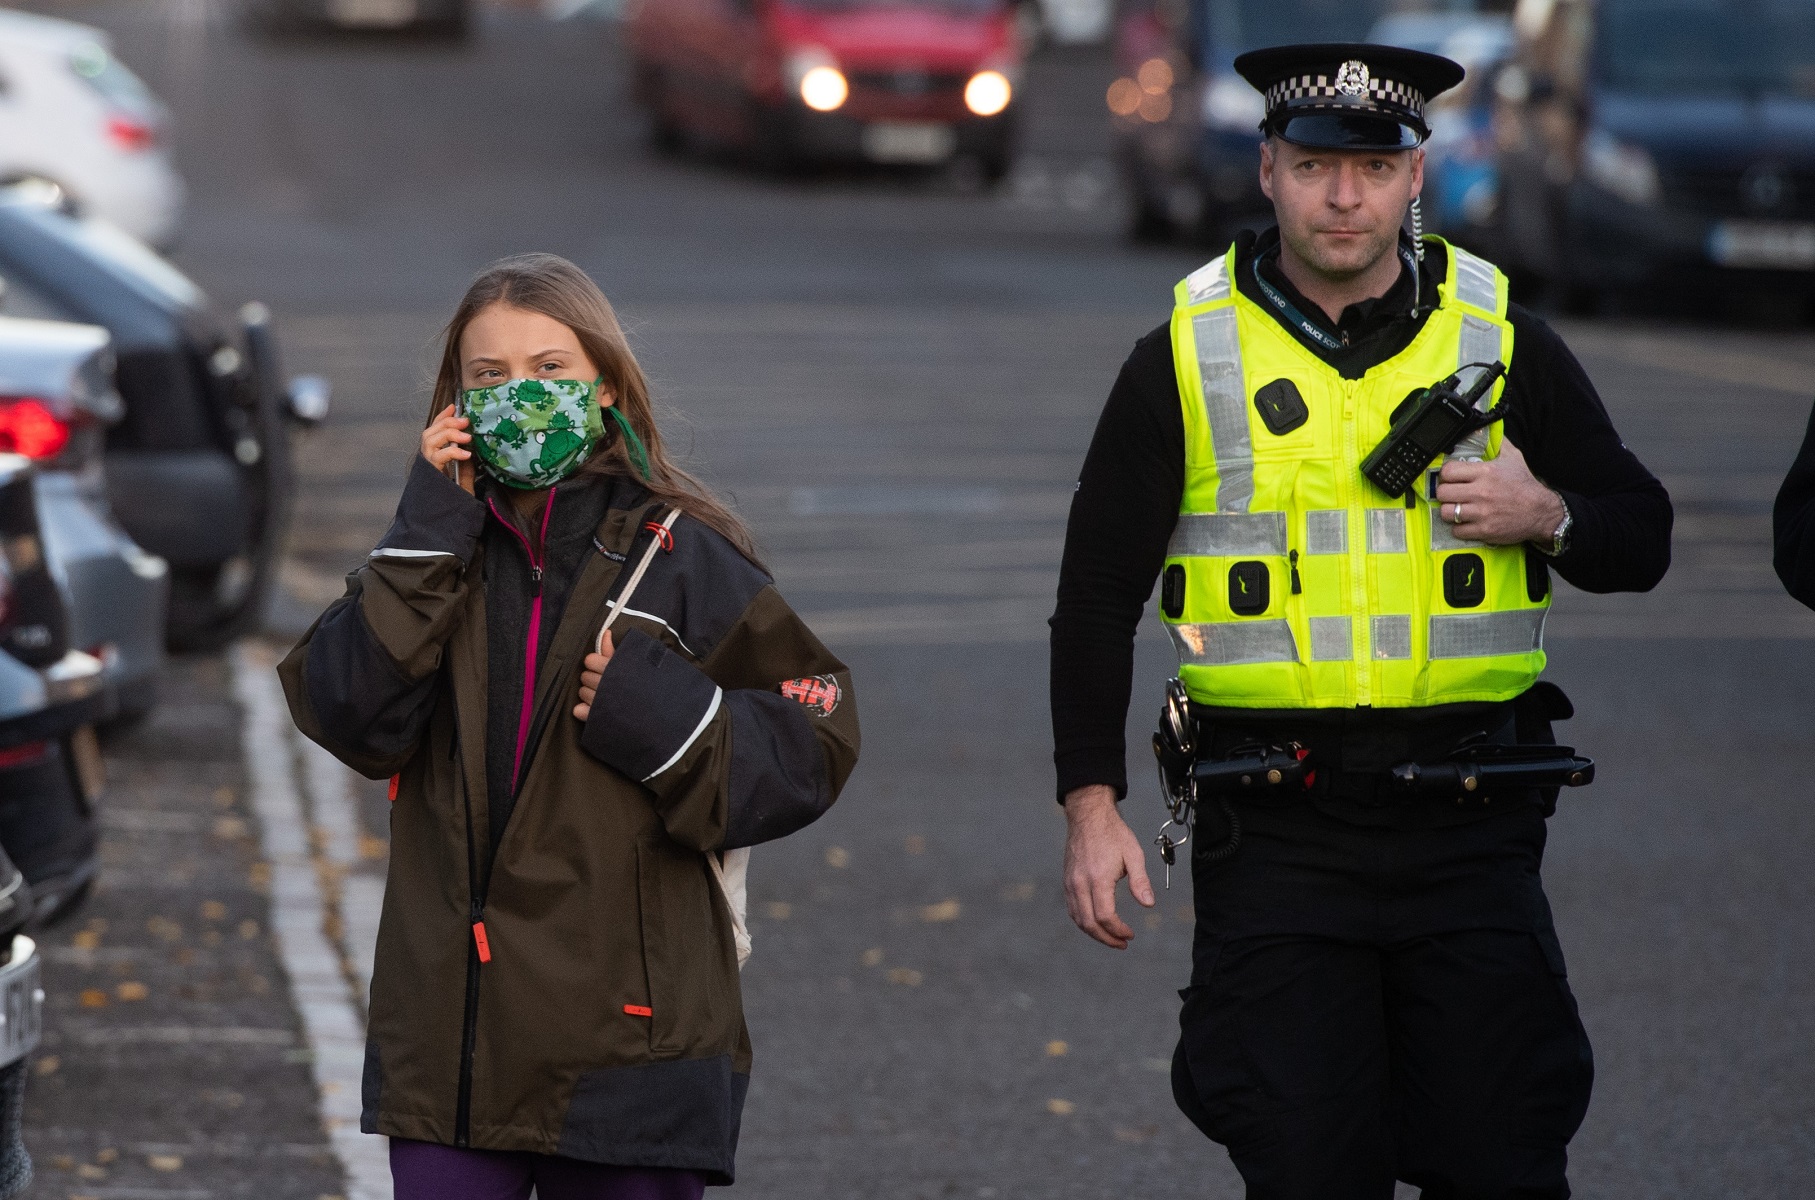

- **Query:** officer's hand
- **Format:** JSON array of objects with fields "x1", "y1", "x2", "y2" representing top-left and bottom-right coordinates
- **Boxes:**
[
  {"x1": 1433, "y1": 440, "x2": 1566, "y2": 547},
  {"x1": 1062, "y1": 785, "x2": 1156, "y2": 950},
  {"x1": 572, "y1": 632, "x2": 615, "y2": 723}
]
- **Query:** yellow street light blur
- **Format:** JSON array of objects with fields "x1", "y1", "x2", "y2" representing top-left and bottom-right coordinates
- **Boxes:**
[
  {"x1": 1137, "y1": 57, "x2": 1174, "y2": 95},
  {"x1": 1138, "y1": 90, "x2": 1172, "y2": 123},
  {"x1": 800, "y1": 66, "x2": 849, "y2": 112},
  {"x1": 964, "y1": 70, "x2": 1013, "y2": 117},
  {"x1": 1106, "y1": 77, "x2": 1142, "y2": 117}
]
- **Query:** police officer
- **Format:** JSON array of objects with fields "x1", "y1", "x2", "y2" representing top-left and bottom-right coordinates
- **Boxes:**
[{"x1": 1051, "y1": 43, "x2": 1673, "y2": 1198}]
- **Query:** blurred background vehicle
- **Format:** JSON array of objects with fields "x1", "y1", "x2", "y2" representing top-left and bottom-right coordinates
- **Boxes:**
[
  {"x1": 1018, "y1": 0, "x2": 1113, "y2": 46},
  {"x1": 0, "y1": 453, "x2": 108, "y2": 928},
  {"x1": 626, "y1": 0, "x2": 1023, "y2": 180},
  {"x1": 0, "y1": 853, "x2": 42, "y2": 1200},
  {"x1": 1368, "y1": 9, "x2": 1513, "y2": 259},
  {"x1": 0, "y1": 192, "x2": 327, "y2": 653},
  {"x1": 249, "y1": 0, "x2": 473, "y2": 39},
  {"x1": 1110, "y1": 0, "x2": 1391, "y2": 245},
  {"x1": 0, "y1": 9, "x2": 184, "y2": 250},
  {"x1": 0, "y1": 316, "x2": 166, "y2": 727},
  {"x1": 1495, "y1": 0, "x2": 1815, "y2": 312}
]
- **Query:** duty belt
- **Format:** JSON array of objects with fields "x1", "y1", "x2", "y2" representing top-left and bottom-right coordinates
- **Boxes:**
[{"x1": 1150, "y1": 678, "x2": 1595, "y2": 887}]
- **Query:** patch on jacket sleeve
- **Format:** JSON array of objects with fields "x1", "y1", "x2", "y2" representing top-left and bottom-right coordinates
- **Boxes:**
[{"x1": 779, "y1": 675, "x2": 841, "y2": 717}]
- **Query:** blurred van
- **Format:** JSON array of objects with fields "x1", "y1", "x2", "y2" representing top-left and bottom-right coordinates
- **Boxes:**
[
  {"x1": 0, "y1": 10, "x2": 185, "y2": 249},
  {"x1": 626, "y1": 0, "x2": 1023, "y2": 179},
  {"x1": 1495, "y1": 0, "x2": 1815, "y2": 308}
]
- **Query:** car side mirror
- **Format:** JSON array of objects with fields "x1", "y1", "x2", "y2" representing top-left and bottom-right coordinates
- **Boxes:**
[{"x1": 286, "y1": 375, "x2": 331, "y2": 425}]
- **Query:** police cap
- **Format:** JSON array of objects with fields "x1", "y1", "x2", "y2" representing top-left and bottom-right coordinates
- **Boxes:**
[{"x1": 1232, "y1": 43, "x2": 1465, "y2": 151}]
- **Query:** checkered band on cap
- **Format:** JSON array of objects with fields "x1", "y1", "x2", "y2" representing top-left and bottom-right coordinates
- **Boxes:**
[{"x1": 1265, "y1": 73, "x2": 1425, "y2": 117}]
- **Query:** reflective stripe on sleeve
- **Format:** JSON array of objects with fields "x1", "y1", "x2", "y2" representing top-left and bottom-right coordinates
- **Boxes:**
[
  {"x1": 1192, "y1": 307, "x2": 1254, "y2": 513},
  {"x1": 1168, "y1": 619, "x2": 1299, "y2": 665},
  {"x1": 642, "y1": 686, "x2": 723, "y2": 782},
  {"x1": 370, "y1": 547, "x2": 457, "y2": 559},
  {"x1": 1429, "y1": 609, "x2": 1547, "y2": 659},
  {"x1": 1168, "y1": 512, "x2": 1288, "y2": 558}
]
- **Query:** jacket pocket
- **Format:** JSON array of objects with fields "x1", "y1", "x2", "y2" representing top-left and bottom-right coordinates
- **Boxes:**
[{"x1": 634, "y1": 835, "x2": 730, "y2": 1058}]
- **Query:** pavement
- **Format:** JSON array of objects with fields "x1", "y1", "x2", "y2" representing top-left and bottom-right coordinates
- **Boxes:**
[{"x1": 14, "y1": 1, "x2": 1815, "y2": 1197}]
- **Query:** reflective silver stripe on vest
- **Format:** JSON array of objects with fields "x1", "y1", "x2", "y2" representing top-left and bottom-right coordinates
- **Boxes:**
[
  {"x1": 1366, "y1": 508, "x2": 1407, "y2": 554},
  {"x1": 1193, "y1": 307, "x2": 1254, "y2": 512},
  {"x1": 1452, "y1": 314, "x2": 1505, "y2": 458},
  {"x1": 1428, "y1": 507, "x2": 1473, "y2": 552},
  {"x1": 1184, "y1": 256, "x2": 1232, "y2": 304},
  {"x1": 1169, "y1": 619, "x2": 1299, "y2": 665},
  {"x1": 1371, "y1": 615, "x2": 1413, "y2": 660},
  {"x1": 1452, "y1": 247, "x2": 1499, "y2": 312},
  {"x1": 1169, "y1": 511, "x2": 1288, "y2": 558},
  {"x1": 1310, "y1": 616, "x2": 1353, "y2": 661},
  {"x1": 1429, "y1": 609, "x2": 1547, "y2": 659},
  {"x1": 1305, "y1": 510, "x2": 1348, "y2": 555}
]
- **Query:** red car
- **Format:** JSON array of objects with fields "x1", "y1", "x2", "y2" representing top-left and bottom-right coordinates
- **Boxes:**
[{"x1": 625, "y1": 0, "x2": 1021, "y2": 179}]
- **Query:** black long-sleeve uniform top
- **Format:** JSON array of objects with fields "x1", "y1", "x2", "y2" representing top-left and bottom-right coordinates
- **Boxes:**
[
  {"x1": 1050, "y1": 229, "x2": 1673, "y2": 816},
  {"x1": 1772, "y1": 399, "x2": 1815, "y2": 610}
]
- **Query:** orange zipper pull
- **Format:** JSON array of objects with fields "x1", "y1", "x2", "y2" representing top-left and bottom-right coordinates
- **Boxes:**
[
  {"x1": 472, "y1": 921, "x2": 491, "y2": 964},
  {"x1": 388, "y1": 774, "x2": 400, "y2": 802},
  {"x1": 623, "y1": 1004, "x2": 653, "y2": 1018}
]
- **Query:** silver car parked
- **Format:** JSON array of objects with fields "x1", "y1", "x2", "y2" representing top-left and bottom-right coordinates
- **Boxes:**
[{"x1": 0, "y1": 315, "x2": 165, "y2": 724}]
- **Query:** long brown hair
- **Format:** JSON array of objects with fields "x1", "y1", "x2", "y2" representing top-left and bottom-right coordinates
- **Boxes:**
[{"x1": 430, "y1": 253, "x2": 759, "y2": 562}]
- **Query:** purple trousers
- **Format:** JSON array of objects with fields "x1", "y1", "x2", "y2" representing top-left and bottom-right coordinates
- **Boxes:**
[{"x1": 390, "y1": 1138, "x2": 710, "y2": 1200}]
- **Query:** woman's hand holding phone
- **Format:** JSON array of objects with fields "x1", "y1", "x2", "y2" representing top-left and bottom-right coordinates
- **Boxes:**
[
  {"x1": 423, "y1": 404, "x2": 475, "y2": 495},
  {"x1": 572, "y1": 631, "x2": 616, "y2": 722}
]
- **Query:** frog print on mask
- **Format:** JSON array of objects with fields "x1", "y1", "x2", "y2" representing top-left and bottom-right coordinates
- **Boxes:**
[{"x1": 462, "y1": 377, "x2": 608, "y2": 489}]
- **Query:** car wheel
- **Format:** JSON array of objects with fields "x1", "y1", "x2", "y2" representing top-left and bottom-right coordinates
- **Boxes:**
[{"x1": 0, "y1": 736, "x2": 99, "y2": 931}]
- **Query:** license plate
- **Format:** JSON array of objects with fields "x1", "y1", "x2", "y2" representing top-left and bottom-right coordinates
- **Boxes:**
[
  {"x1": 861, "y1": 122, "x2": 956, "y2": 165},
  {"x1": 0, "y1": 939, "x2": 41, "y2": 1069},
  {"x1": 1707, "y1": 221, "x2": 1815, "y2": 270},
  {"x1": 326, "y1": 0, "x2": 417, "y2": 26}
]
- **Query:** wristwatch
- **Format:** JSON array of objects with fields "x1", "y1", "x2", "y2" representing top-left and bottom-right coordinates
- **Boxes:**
[{"x1": 1536, "y1": 494, "x2": 1573, "y2": 558}]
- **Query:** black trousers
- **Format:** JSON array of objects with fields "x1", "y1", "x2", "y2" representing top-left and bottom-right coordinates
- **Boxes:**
[{"x1": 1171, "y1": 801, "x2": 1593, "y2": 1200}]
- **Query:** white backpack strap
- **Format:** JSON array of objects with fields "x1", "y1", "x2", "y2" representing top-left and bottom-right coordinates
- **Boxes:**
[
  {"x1": 707, "y1": 847, "x2": 752, "y2": 969},
  {"x1": 596, "y1": 507, "x2": 681, "y2": 654}
]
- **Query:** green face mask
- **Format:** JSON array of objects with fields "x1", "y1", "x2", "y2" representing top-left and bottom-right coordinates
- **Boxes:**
[{"x1": 461, "y1": 377, "x2": 607, "y2": 489}]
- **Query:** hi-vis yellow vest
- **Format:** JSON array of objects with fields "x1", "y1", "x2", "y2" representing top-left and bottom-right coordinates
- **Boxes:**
[{"x1": 1162, "y1": 237, "x2": 1547, "y2": 709}]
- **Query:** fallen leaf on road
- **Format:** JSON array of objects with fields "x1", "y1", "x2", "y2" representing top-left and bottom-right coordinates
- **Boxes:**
[
  {"x1": 904, "y1": 835, "x2": 926, "y2": 855},
  {"x1": 823, "y1": 846, "x2": 849, "y2": 869},
  {"x1": 115, "y1": 982, "x2": 148, "y2": 1002},
  {"x1": 248, "y1": 863, "x2": 272, "y2": 891},
  {"x1": 1001, "y1": 882, "x2": 1036, "y2": 901},
  {"x1": 763, "y1": 902, "x2": 791, "y2": 921},
  {"x1": 1046, "y1": 1040, "x2": 1068, "y2": 1057},
  {"x1": 359, "y1": 834, "x2": 389, "y2": 861},
  {"x1": 1046, "y1": 1099, "x2": 1075, "y2": 1116},
  {"x1": 76, "y1": 1163, "x2": 107, "y2": 1180},
  {"x1": 200, "y1": 900, "x2": 227, "y2": 921},
  {"x1": 146, "y1": 917, "x2": 183, "y2": 942},
  {"x1": 95, "y1": 1149, "x2": 117, "y2": 1164},
  {"x1": 50, "y1": 1154, "x2": 72, "y2": 1169},
  {"x1": 860, "y1": 948, "x2": 883, "y2": 968},
  {"x1": 149, "y1": 1155, "x2": 183, "y2": 1171},
  {"x1": 213, "y1": 786, "x2": 236, "y2": 808},
  {"x1": 1113, "y1": 1125, "x2": 1157, "y2": 1144},
  {"x1": 239, "y1": 920, "x2": 260, "y2": 940},
  {"x1": 920, "y1": 899, "x2": 961, "y2": 923},
  {"x1": 174, "y1": 947, "x2": 197, "y2": 967},
  {"x1": 213, "y1": 817, "x2": 248, "y2": 840},
  {"x1": 202, "y1": 931, "x2": 222, "y2": 947},
  {"x1": 71, "y1": 930, "x2": 99, "y2": 951},
  {"x1": 33, "y1": 1056, "x2": 57, "y2": 1077},
  {"x1": 886, "y1": 968, "x2": 923, "y2": 987},
  {"x1": 78, "y1": 989, "x2": 107, "y2": 1009}
]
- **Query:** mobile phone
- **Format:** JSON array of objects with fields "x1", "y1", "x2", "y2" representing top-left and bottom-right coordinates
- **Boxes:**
[{"x1": 445, "y1": 393, "x2": 464, "y2": 485}]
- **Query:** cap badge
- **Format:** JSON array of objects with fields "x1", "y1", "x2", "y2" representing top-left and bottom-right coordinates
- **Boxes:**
[{"x1": 1335, "y1": 60, "x2": 1371, "y2": 97}]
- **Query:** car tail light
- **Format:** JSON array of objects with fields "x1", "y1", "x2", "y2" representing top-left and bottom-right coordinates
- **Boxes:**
[
  {"x1": 0, "y1": 400, "x2": 72, "y2": 461},
  {"x1": 0, "y1": 742, "x2": 47, "y2": 771},
  {"x1": 105, "y1": 114, "x2": 158, "y2": 152}
]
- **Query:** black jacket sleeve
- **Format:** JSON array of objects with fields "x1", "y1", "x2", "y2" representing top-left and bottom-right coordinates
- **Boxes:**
[
  {"x1": 1503, "y1": 305, "x2": 1673, "y2": 594},
  {"x1": 1048, "y1": 326, "x2": 1183, "y2": 803},
  {"x1": 1773, "y1": 398, "x2": 1815, "y2": 610},
  {"x1": 281, "y1": 455, "x2": 487, "y2": 778}
]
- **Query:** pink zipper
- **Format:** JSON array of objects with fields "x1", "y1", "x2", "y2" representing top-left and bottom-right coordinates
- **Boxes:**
[{"x1": 488, "y1": 490, "x2": 556, "y2": 790}]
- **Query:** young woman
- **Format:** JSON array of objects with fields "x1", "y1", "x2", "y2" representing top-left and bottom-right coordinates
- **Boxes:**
[{"x1": 279, "y1": 253, "x2": 860, "y2": 1199}]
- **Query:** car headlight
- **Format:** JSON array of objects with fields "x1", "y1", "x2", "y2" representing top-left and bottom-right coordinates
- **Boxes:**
[
  {"x1": 786, "y1": 49, "x2": 848, "y2": 112},
  {"x1": 965, "y1": 70, "x2": 1013, "y2": 117},
  {"x1": 1581, "y1": 130, "x2": 1659, "y2": 207},
  {"x1": 1202, "y1": 74, "x2": 1265, "y2": 131}
]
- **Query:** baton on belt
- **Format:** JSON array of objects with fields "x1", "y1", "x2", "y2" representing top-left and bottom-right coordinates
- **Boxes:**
[{"x1": 1384, "y1": 745, "x2": 1595, "y2": 800}]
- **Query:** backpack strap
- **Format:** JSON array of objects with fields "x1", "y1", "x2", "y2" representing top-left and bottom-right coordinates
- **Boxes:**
[{"x1": 595, "y1": 507, "x2": 681, "y2": 654}]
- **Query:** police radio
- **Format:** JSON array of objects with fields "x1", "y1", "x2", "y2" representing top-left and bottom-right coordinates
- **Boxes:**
[{"x1": 1360, "y1": 361, "x2": 1509, "y2": 499}]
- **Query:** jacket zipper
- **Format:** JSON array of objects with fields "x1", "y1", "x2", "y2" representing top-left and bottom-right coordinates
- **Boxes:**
[
  {"x1": 451, "y1": 717, "x2": 481, "y2": 1148},
  {"x1": 487, "y1": 490, "x2": 556, "y2": 789},
  {"x1": 456, "y1": 489, "x2": 554, "y2": 1147}
]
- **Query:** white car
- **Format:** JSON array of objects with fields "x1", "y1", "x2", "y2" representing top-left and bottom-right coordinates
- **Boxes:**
[{"x1": 0, "y1": 9, "x2": 184, "y2": 249}]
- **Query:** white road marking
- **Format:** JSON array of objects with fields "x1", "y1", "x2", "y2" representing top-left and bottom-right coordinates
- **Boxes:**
[{"x1": 231, "y1": 643, "x2": 391, "y2": 1200}]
